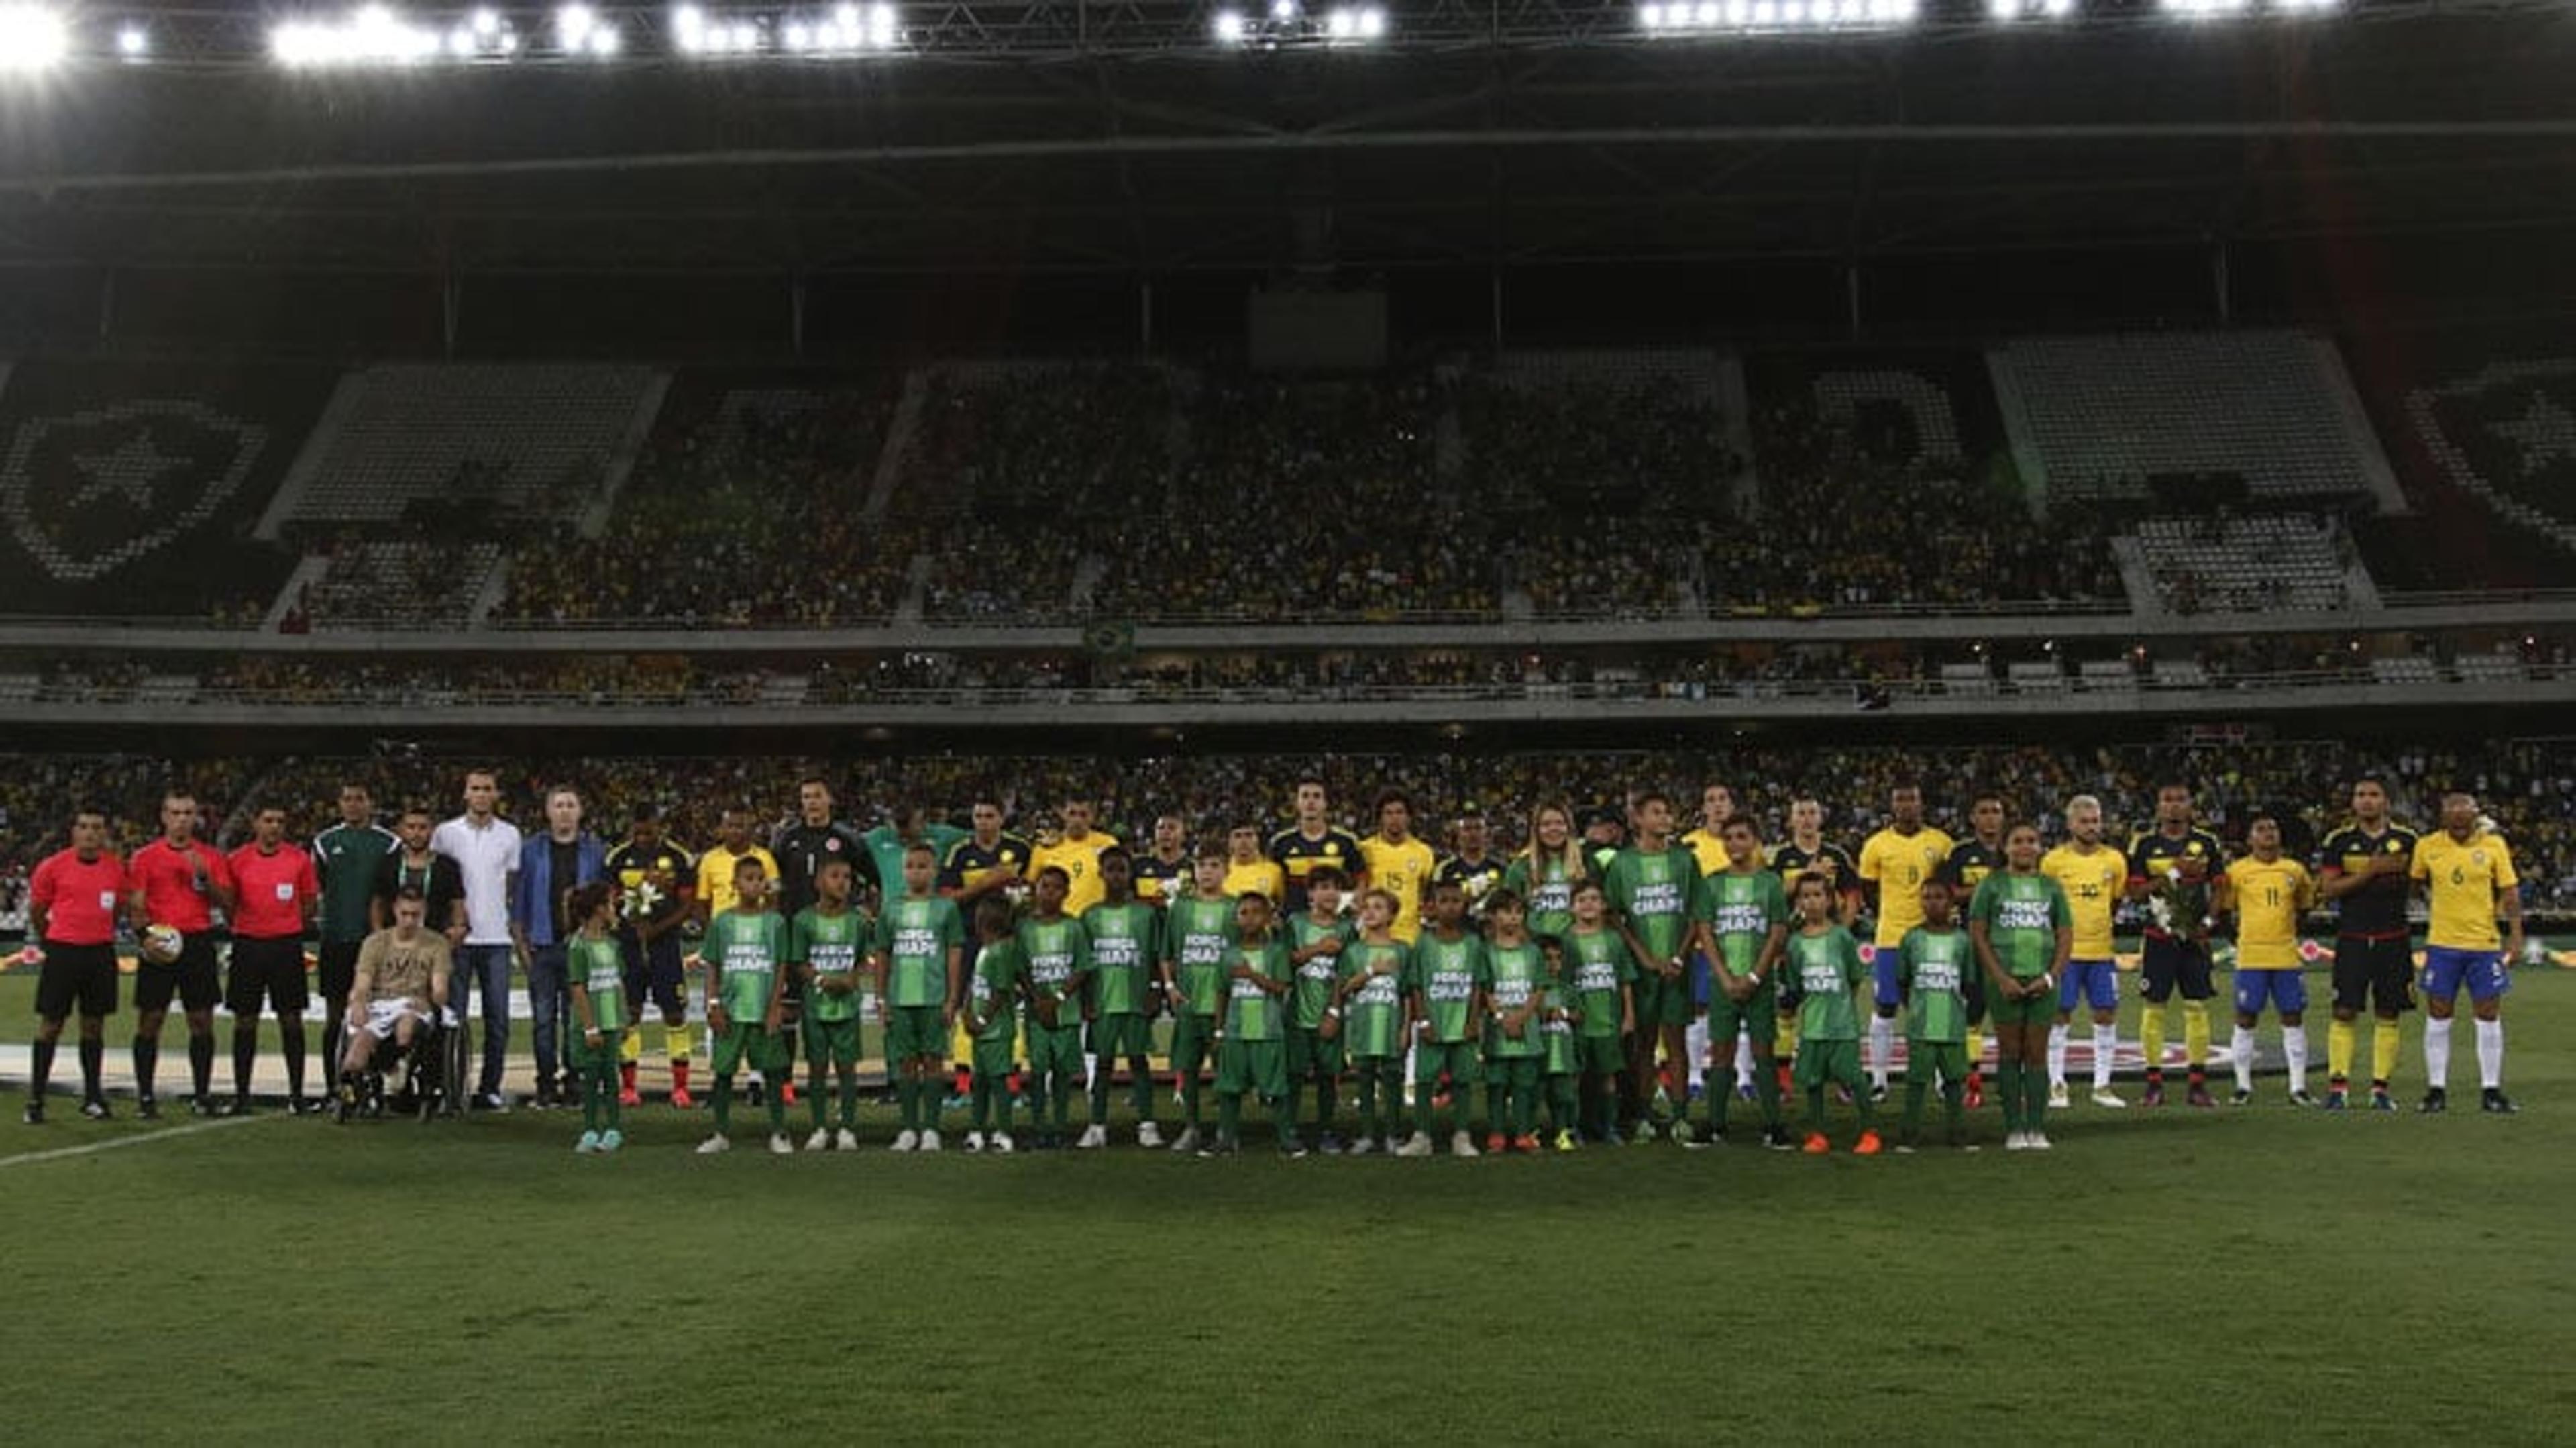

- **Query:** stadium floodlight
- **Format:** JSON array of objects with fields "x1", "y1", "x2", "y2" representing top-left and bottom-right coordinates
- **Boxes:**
[
  {"x1": 556, "y1": 3, "x2": 621, "y2": 55},
  {"x1": 1212, "y1": 7, "x2": 1246, "y2": 42},
  {"x1": 1270, "y1": 0, "x2": 1298, "y2": 21},
  {"x1": 0, "y1": 2, "x2": 67, "y2": 73},
  {"x1": 671, "y1": 1, "x2": 708, "y2": 52},
  {"x1": 115, "y1": 21, "x2": 150, "y2": 60}
]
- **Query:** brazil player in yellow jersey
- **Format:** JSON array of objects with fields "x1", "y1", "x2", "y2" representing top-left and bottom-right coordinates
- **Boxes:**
[
  {"x1": 694, "y1": 806, "x2": 784, "y2": 1103},
  {"x1": 1856, "y1": 780, "x2": 1955, "y2": 1102},
  {"x1": 1028, "y1": 798, "x2": 1119, "y2": 917},
  {"x1": 1222, "y1": 824, "x2": 1287, "y2": 904},
  {"x1": 2041, "y1": 796, "x2": 2129, "y2": 1109},
  {"x1": 2410, "y1": 792, "x2": 2524, "y2": 1115},
  {"x1": 1359, "y1": 790, "x2": 1439, "y2": 943},
  {"x1": 2218, "y1": 815, "x2": 2316, "y2": 1106},
  {"x1": 1680, "y1": 782, "x2": 1738, "y2": 880}
]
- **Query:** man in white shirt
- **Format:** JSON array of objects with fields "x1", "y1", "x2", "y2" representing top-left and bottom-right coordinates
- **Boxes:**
[{"x1": 432, "y1": 768, "x2": 521, "y2": 1113}]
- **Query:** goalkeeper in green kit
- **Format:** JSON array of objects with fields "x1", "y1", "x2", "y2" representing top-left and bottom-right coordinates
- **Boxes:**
[
  {"x1": 1894, "y1": 876, "x2": 1976, "y2": 1152},
  {"x1": 694, "y1": 856, "x2": 792, "y2": 1156}
]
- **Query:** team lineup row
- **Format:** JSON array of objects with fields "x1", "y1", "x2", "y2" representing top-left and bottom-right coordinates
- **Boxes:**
[{"x1": 16, "y1": 770, "x2": 2528, "y2": 1155}]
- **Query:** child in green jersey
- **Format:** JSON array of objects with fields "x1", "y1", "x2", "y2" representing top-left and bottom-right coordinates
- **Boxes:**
[
  {"x1": 1079, "y1": 848, "x2": 1162, "y2": 1150},
  {"x1": 1895, "y1": 876, "x2": 1975, "y2": 1152},
  {"x1": 1159, "y1": 844, "x2": 1235, "y2": 1154},
  {"x1": 1786, "y1": 872, "x2": 1882, "y2": 1157},
  {"x1": 1336, "y1": 888, "x2": 1411, "y2": 1155},
  {"x1": 1016, "y1": 866, "x2": 1091, "y2": 1151},
  {"x1": 1693, "y1": 815, "x2": 1793, "y2": 1150},
  {"x1": 1399, "y1": 880, "x2": 1489, "y2": 1158},
  {"x1": 961, "y1": 897, "x2": 1024, "y2": 1154},
  {"x1": 1285, "y1": 867, "x2": 1358, "y2": 1154},
  {"x1": 1207, "y1": 892, "x2": 1294, "y2": 1157},
  {"x1": 1481, "y1": 890, "x2": 1548, "y2": 1154},
  {"x1": 564, "y1": 882, "x2": 626, "y2": 1154},
  {"x1": 1561, "y1": 880, "x2": 1635, "y2": 1145},
  {"x1": 695, "y1": 856, "x2": 792, "y2": 1156},
  {"x1": 1970, "y1": 823, "x2": 2073, "y2": 1152},
  {"x1": 870, "y1": 843, "x2": 967, "y2": 1152},
  {"x1": 792, "y1": 856, "x2": 872, "y2": 1151},
  {"x1": 1535, "y1": 937, "x2": 1584, "y2": 1151}
]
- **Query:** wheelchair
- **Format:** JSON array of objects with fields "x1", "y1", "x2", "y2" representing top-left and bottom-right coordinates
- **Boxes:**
[{"x1": 331, "y1": 1006, "x2": 449, "y2": 1123}]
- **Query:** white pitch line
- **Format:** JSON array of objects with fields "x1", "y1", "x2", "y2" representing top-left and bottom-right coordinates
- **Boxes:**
[{"x1": 0, "y1": 1112, "x2": 278, "y2": 1169}]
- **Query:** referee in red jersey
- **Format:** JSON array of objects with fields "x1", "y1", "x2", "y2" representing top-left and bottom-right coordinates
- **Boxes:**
[
  {"x1": 126, "y1": 789, "x2": 235, "y2": 1117},
  {"x1": 24, "y1": 805, "x2": 125, "y2": 1123},
  {"x1": 225, "y1": 804, "x2": 321, "y2": 1115}
]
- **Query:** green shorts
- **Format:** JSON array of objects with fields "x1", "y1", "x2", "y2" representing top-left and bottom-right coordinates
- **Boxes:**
[
  {"x1": 1907, "y1": 1039, "x2": 1970, "y2": 1084},
  {"x1": 885, "y1": 1004, "x2": 947, "y2": 1063},
  {"x1": 1169, "y1": 1013, "x2": 1218, "y2": 1076},
  {"x1": 1484, "y1": 1053, "x2": 1540, "y2": 1091},
  {"x1": 1792, "y1": 1038, "x2": 1862, "y2": 1092},
  {"x1": 571, "y1": 1033, "x2": 622, "y2": 1076},
  {"x1": 1027, "y1": 1021, "x2": 1085, "y2": 1076},
  {"x1": 1707, "y1": 981, "x2": 1778, "y2": 1044},
  {"x1": 803, "y1": 1014, "x2": 861, "y2": 1068},
  {"x1": 1287, "y1": 1025, "x2": 1344, "y2": 1079},
  {"x1": 1350, "y1": 1052, "x2": 1404, "y2": 1081},
  {"x1": 1631, "y1": 971, "x2": 1694, "y2": 1029},
  {"x1": 1413, "y1": 1040, "x2": 1481, "y2": 1086},
  {"x1": 1988, "y1": 986, "x2": 2055, "y2": 1028},
  {"x1": 712, "y1": 1023, "x2": 784, "y2": 1077},
  {"x1": 1576, "y1": 1034, "x2": 1626, "y2": 1075},
  {"x1": 971, "y1": 1037, "x2": 1017, "y2": 1079},
  {"x1": 1087, "y1": 1013, "x2": 1151, "y2": 1059},
  {"x1": 1216, "y1": 1037, "x2": 1287, "y2": 1098}
]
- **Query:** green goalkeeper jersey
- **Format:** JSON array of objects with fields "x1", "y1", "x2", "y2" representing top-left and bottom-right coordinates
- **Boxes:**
[
  {"x1": 1898, "y1": 926, "x2": 1971, "y2": 1045},
  {"x1": 1563, "y1": 926, "x2": 1634, "y2": 1039},
  {"x1": 570, "y1": 933, "x2": 627, "y2": 1034},
  {"x1": 1342, "y1": 939, "x2": 1409, "y2": 1059},
  {"x1": 1787, "y1": 925, "x2": 1866, "y2": 1043},
  {"x1": 1015, "y1": 916, "x2": 1088, "y2": 1021},
  {"x1": 704, "y1": 909, "x2": 788, "y2": 1022},
  {"x1": 1287, "y1": 912, "x2": 1358, "y2": 1030},
  {"x1": 1484, "y1": 940, "x2": 1546, "y2": 1059},
  {"x1": 966, "y1": 939, "x2": 1022, "y2": 1044},
  {"x1": 1407, "y1": 930, "x2": 1489, "y2": 1045},
  {"x1": 1081, "y1": 900, "x2": 1158, "y2": 1017},
  {"x1": 792, "y1": 905, "x2": 870, "y2": 1024},
  {"x1": 1603, "y1": 844, "x2": 1701, "y2": 967},
  {"x1": 1222, "y1": 938, "x2": 1289, "y2": 1042},
  {"x1": 1165, "y1": 895, "x2": 1236, "y2": 1017},
  {"x1": 1699, "y1": 868, "x2": 1788, "y2": 978},
  {"x1": 1969, "y1": 870, "x2": 2070, "y2": 980},
  {"x1": 873, "y1": 894, "x2": 965, "y2": 1009}
]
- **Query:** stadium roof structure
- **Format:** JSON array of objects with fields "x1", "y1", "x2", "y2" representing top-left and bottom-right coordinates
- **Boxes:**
[{"x1": 0, "y1": 2, "x2": 2569, "y2": 280}]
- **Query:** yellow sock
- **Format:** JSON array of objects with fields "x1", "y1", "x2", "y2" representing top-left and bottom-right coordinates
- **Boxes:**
[
  {"x1": 2182, "y1": 1000, "x2": 2211, "y2": 1070},
  {"x1": 1774, "y1": 1020, "x2": 1799, "y2": 1057},
  {"x1": 2371, "y1": 1019, "x2": 2401, "y2": 1086},
  {"x1": 2140, "y1": 1004, "x2": 2167, "y2": 1072},
  {"x1": 2328, "y1": 1019, "x2": 2355, "y2": 1080},
  {"x1": 665, "y1": 1019, "x2": 693, "y2": 1066},
  {"x1": 619, "y1": 1025, "x2": 641, "y2": 1064}
]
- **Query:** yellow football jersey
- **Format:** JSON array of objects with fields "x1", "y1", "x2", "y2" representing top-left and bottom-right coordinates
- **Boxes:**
[
  {"x1": 2412, "y1": 831, "x2": 2518, "y2": 951},
  {"x1": 1223, "y1": 858, "x2": 1287, "y2": 905},
  {"x1": 1030, "y1": 833, "x2": 1119, "y2": 917},
  {"x1": 694, "y1": 844, "x2": 780, "y2": 919},
  {"x1": 1681, "y1": 828, "x2": 1731, "y2": 882},
  {"x1": 1858, "y1": 825, "x2": 1957, "y2": 947},
  {"x1": 2224, "y1": 856, "x2": 2313, "y2": 968},
  {"x1": 1360, "y1": 835, "x2": 1439, "y2": 943},
  {"x1": 2040, "y1": 843, "x2": 2127, "y2": 960}
]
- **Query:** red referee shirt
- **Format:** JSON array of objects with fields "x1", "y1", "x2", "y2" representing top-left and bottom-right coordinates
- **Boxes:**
[
  {"x1": 129, "y1": 838, "x2": 233, "y2": 934},
  {"x1": 227, "y1": 842, "x2": 319, "y2": 940},
  {"x1": 30, "y1": 849, "x2": 126, "y2": 946}
]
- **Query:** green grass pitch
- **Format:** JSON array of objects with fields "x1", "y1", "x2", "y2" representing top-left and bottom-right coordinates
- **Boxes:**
[{"x1": 5, "y1": 971, "x2": 2571, "y2": 1445}]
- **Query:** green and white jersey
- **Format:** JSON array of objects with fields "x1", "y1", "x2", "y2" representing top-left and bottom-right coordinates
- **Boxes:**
[
  {"x1": 1501, "y1": 853, "x2": 1584, "y2": 942},
  {"x1": 1222, "y1": 938, "x2": 1289, "y2": 1042},
  {"x1": 1081, "y1": 900, "x2": 1159, "y2": 1017},
  {"x1": 1898, "y1": 926, "x2": 1971, "y2": 1045},
  {"x1": 1407, "y1": 931, "x2": 1489, "y2": 1045},
  {"x1": 1485, "y1": 940, "x2": 1547, "y2": 1059},
  {"x1": 1603, "y1": 844, "x2": 1701, "y2": 966},
  {"x1": 1969, "y1": 870, "x2": 2070, "y2": 980},
  {"x1": 1562, "y1": 927, "x2": 1634, "y2": 1039},
  {"x1": 1537, "y1": 981, "x2": 1580, "y2": 1075},
  {"x1": 1015, "y1": 915, "x2": 1088, "y2": 1022},
  {"x1": 872, "y1": 894, "x2": 965, "y2": 1009},
  {"x1": 1787, "y1": 925, "x2": 1866, "y2": 1043},
  {"x1": 1165, "y1": 896, "x2": 1237, "y2": 1018},
  {"x1": 792, "y1": 905, "x2": 871, "y2": 1024},
  {"x1": 1287, "y1": 912, "x2": 1358, "y2": 1031},
  {"x1": 1342, "y1": 939, "x2": 1409, "y2": 1059},
  {"x1": 704, "y1": 909, "x2": 788, "y2": 1021},
  {"x1": 1699, "y1": 868, "x2": 1788, "y2": 979},
  {"x1": 570, "y1": 933, "x2": 627, "y2": 1034},
  {"x1": 967, "y1": 939, "x2": 1023, "y2": 1044}
]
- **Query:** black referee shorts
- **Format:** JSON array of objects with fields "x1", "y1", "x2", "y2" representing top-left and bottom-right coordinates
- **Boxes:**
[
  {"x1": 2332, "y1": 935, "x2": 2416, "y2": 1017},
  {"x1": 134, "y1": 931, "x2": 221, "y2": 1013},
  {"x1": 35, "y1": 941, "x2": 119, "y2": 1020},
  {"x1": 225, "y1": 936, "x2": 310, "y2": 1017},
  {"x1": 2140, "y1": 935, "x2": 2216, "y2": 1004}
]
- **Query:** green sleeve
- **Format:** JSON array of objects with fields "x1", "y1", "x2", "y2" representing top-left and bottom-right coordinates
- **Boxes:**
[
  {"x1": 1069, "y1": 921, "x2": 1091, "y2": 970},
  {"x1": 1601, "y1": 855, "x2": 1629, "y2": 916},
  {"x1": 1966, "y1": 877, "x2": 1994, "y2": 930},
  {"x1": 1502, "y1": 860, "x2": 1529, "y2": 896},
  {"x1": 787, "y1": 914, "x2": 812, "y2": 964},
  {"x1": 1471, "y1": 939, "x2": 1494, "y2": 990},
  {"x1": 869, "y1": 911, "x2": 894, "y2": 954},
  {"x1": 1839, "y1": 929, "x2": 1867, "y2": 988},
  {"x1": 1764, "y1": 871, "x2": 1790, "y2": 927},
  {"x1": 2048, "y1": 878, "x2": 2072, "y2": 929},
  {"x1": 941, "y1": 900, "x2": 964, "y2": 951}
]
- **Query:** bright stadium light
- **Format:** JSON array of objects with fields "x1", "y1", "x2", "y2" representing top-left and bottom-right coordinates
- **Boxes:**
[
  {"x1": 115, "y1": 21, "x2": 150, "y2": 60},
  {"x1": 270, "y1": 5, "x2": 456, "y2": 67},
  {"x1": 671, "y1": 1, "x2": 707, "y2": 51},
  {"x1": 556, "y1": 3, "x2": 622, "y2": 54},
  {"x1": 0, "y1": 3, "x2": 67, "y2": 73},
  {"x1": 1212, "y1": 7, "x2": 1246, "y2": 42}
]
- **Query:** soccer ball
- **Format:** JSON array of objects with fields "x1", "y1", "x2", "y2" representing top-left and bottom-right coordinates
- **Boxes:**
[{"x1": 138, "y1": 924, "x2": 184, "y2": 966}]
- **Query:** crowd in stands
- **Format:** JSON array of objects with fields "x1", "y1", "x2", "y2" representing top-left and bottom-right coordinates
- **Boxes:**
[{"x1": 1454, "y1": 376, "x2": 1746, "y2": 517}]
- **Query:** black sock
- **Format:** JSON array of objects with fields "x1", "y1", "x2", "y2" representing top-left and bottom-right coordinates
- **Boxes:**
[
  {"x1": 78, "y1": 1038, "x2": 103, "y2": 1098},
  {"x1": 30, "y1": 1039, "x2": 56, "y2": 1097},
  {"x1": 282, "y1": 1026, "x2": 306, "y2": 1100},
  {"x1": 189, "y1": 1033, "x2": 215, "y2": 1098},
  {"x1": 233, "y1": 1029, "x2": 258, "y2": 1098},
  {"x1": 133, "y1": 1037, "x2": 160, "y2": 1098}
]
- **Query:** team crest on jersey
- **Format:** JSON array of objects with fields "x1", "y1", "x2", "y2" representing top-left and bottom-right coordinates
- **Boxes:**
[{"x1": 0, "y1": 401, "x2": 268, "y2": 582}]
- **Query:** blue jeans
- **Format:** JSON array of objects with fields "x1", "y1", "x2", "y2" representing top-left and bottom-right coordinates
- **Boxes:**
[
  {"x1": 526, "y1": 943, "x2": 570, "y2": 1090},
  {"x1": 451, "y1": 944, "x2": 513, "y2": 1097}
]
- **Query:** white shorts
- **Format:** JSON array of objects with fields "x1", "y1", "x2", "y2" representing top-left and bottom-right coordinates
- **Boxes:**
[{"x1": 362, "y1": 998, "x2": 431, "y2": 1040}]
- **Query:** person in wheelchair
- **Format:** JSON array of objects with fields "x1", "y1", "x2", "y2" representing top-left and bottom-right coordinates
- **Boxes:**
[{"x1": 335, "y1": 887, "x2": 455, "y2": 1121}]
